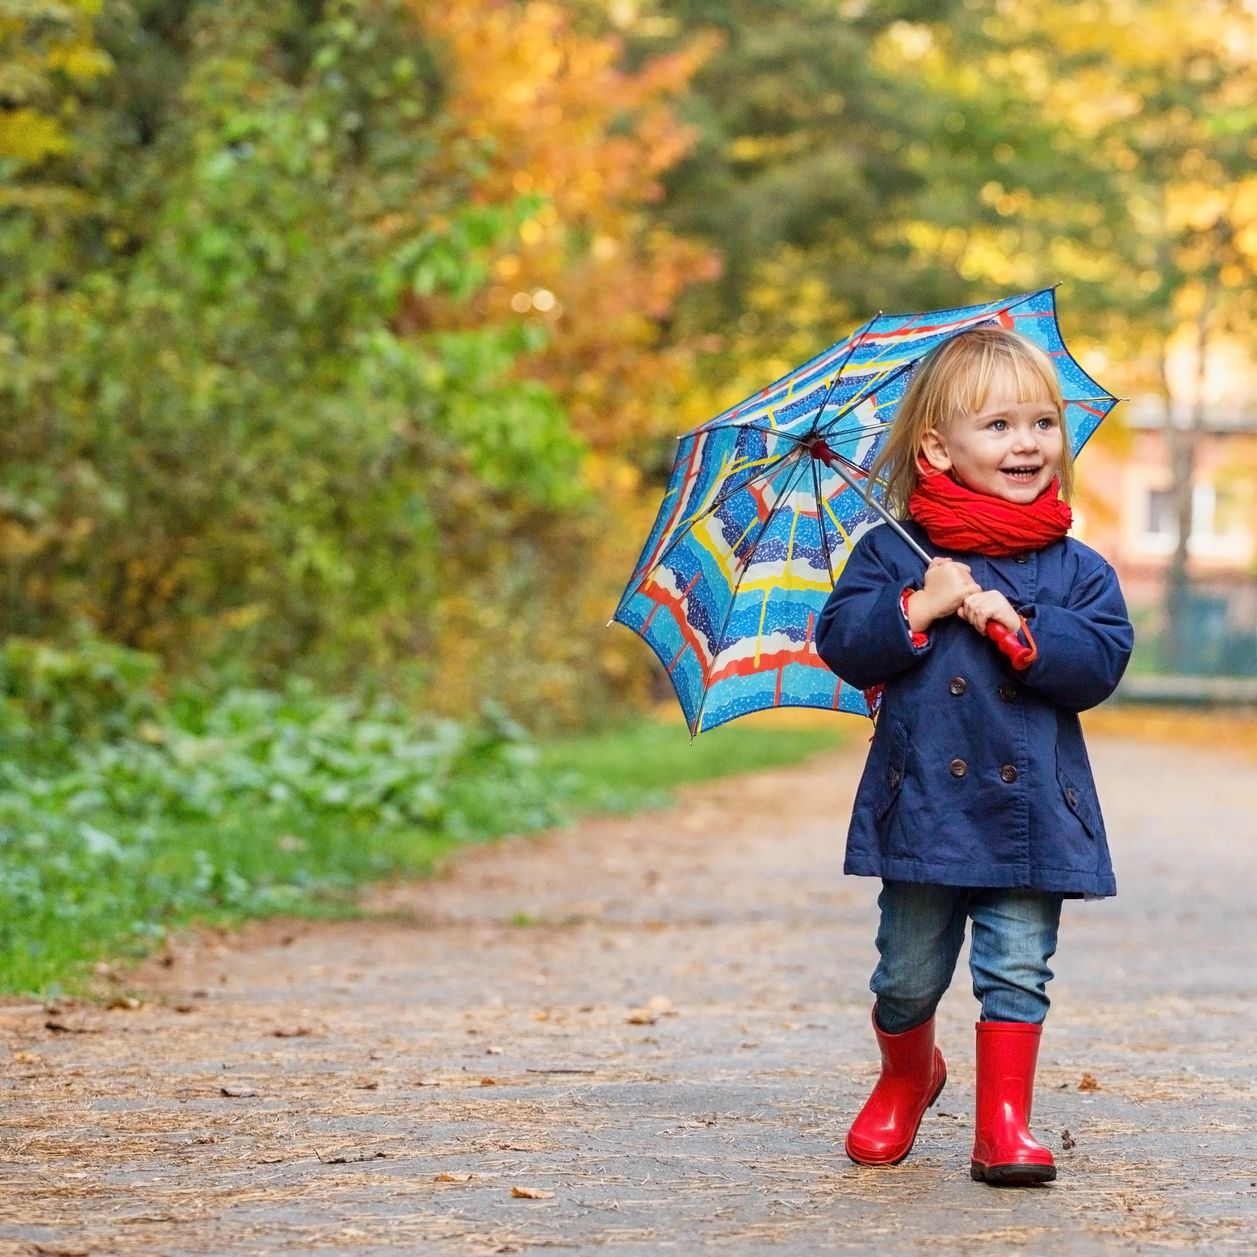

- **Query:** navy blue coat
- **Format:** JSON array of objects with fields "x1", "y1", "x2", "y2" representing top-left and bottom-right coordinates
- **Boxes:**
[{"x1": 816, "y1": 522, "x2": 1134, "y2": 897}]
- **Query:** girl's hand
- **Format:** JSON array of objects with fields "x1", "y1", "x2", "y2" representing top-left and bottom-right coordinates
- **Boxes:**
[
  {"x1": 959, "y1": 589, "x2": 1021, "y2": 635},
  {"x1": 907, "y1": 558, "x2": 981, "y2": 632}
]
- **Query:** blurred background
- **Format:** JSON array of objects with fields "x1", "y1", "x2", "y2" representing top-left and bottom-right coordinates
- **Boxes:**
[
  {"x1": 2, "y1": 0, "x2": 1256, "y2": 991},
  {"x1": 3, "y1": 0, "x2": 1256, "y2": 727}
]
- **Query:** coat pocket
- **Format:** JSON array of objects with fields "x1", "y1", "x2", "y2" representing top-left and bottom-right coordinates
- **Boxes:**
[
  {"x1": 1056, "y1": 764, "x2": 1103, "y2": 841},
  {"x1": 873, "y1": 716, "x2": 908, "y2": 820}
]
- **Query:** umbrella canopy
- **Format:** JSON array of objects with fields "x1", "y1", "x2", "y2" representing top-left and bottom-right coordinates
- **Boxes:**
[{"x1": 613, "y1": 287, "x2": 1118, "y2": 736}]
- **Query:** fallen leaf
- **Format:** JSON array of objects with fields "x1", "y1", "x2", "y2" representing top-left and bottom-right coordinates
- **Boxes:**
[
  {"x1": 220, "y1": 1086, "x2": 258, "y2": 1098},
  {"x1": 625, "y1": 1008, "x2": 657, "y2": 1025},
  {"x1": 354, "y1": 1080, "x2": 379, "y2": 1090},
  {"x1": 1061, "y1": 1128, "x2": 1077, "y2": 1149},
  {"x1": 270, "y1": 1026, "x2": 312, "y2": 1038},
  {"x1": 646, "y1": 995, "x2": 674, "y2": 1014},
  {"x1": 107, "y1": 995, "x2": 142, "y2": 1010},
  {"x1": 31, "y1": 1243, "x2": 89, "y2": 1257},
  {"x1": 316, "y1": 1149, "x2": 388, "y2": 1165},
  {"x1": 44, "y1": 1020, "x2": 98, "y2": 1035},
  {"x1": 511, "y1": 1186, "x2": 554, "y2": 1200},
  {"x1": 479, "y1": 1077, "x2": 498, "y2": 1086},
  {"x1": 12, "y1": 1051, "x2": 42, "y2": 1064},
  {"x1": 1078, "y1": 1073, "x2": 1101, "y2": 1092},
  {"x1": 434, "y1": 1172, "x2": 474, "y2": 1183}
]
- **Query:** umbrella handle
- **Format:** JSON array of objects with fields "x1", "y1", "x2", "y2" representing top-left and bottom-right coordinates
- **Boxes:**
[{"x1": 985, "y1": 620, "x2": 1035, "y2": 671}]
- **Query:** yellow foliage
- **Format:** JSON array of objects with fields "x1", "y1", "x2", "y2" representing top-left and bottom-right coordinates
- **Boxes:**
[
  {"x1": 0, "y1": 0, "x2": 113, "y2": 171},
  {"x1": 413, "y1": 0, "x2": 721, "y2": 455},
  {"x1": 0, "y1": 110, "x2": 70, "y2": 164}
]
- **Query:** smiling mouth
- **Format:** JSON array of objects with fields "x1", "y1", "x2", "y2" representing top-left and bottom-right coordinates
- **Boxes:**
[{"x1": 1001, "y1": 466, "x2": 1042, "y2": 481}]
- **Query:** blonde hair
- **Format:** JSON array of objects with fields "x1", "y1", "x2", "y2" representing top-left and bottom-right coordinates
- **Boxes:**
[{"x1": 867, "y1": 326, "x2": 1074, "y2": 517}]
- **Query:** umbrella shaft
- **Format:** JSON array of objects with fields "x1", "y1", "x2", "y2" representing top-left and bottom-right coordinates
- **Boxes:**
[{"x1": 819, "y1": 451, "x2": 933, "y2": 566}]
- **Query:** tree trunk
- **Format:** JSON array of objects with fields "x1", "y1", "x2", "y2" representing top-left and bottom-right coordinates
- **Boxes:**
[{"x1": 1160, "y1": 296, "x2": 1212, "y2": 672}]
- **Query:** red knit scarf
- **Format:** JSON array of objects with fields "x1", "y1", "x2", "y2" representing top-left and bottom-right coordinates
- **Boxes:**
[{"x1": 907, "y1": 465, "x2": 1072, "y2": 556}]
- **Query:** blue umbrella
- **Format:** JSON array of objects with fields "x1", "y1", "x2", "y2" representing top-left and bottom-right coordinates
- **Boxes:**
[{"x1": 613, "y1": 287, "x2": 1117, "y2": 735}]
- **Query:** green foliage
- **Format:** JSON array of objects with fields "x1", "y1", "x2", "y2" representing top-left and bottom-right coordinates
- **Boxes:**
[
  {"x1": 0, "y1": 631, "x2": 162, "y2": 753},
  {"x1": 0, "y1": 0, "x2": 588, "y2": 705},
  {"x1": 0, "y1": 637, "x2": 850, "y2": 995},
  {"x1": 632, "y1": 1, "x2": 971, "y2": 327},
  {"x1": 0, "y1": 645, "x2": 568, "y2": 993},
  {"x1": 538, "y1": 717, "x2": 850, "y2": 814}
]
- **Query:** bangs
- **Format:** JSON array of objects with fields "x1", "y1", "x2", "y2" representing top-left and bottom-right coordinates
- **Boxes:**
[{"x1": 947, "y1": 340, "x2": 1064, "y2": 421}]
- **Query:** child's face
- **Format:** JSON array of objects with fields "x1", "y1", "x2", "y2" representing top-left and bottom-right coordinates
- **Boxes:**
[{"x1": 920, "y1": 376, "x2": 1064, "y2": 504}]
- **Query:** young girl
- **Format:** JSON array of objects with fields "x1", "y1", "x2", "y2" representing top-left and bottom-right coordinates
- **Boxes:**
[{"x1": 815, "y1": 327, "x2": 1133, "y2": 1186}]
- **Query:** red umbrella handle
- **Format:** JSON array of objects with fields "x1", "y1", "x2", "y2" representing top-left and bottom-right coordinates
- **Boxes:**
[{"x1": 985, "y1": 619, "x2": 1036, "y2": 671}]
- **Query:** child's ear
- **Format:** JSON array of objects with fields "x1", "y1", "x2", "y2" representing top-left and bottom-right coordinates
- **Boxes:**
[{"x1": 920, "y1": 429, "x2": 952, "y2": 473}]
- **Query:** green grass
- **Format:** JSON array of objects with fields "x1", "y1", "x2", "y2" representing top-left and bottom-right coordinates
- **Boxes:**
[
  {"x1": 539, "y1": 717, "x2": 851, "y2": 813},
  {"x1": 0, "y1": 701, "x2": 852, "y2": 999}
]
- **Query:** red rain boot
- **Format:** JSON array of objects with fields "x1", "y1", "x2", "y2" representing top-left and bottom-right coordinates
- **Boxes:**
[
  {"x1": 970, "y1": 1020, "x2": 1057, "y2": 1185},
  {"x1": 846, "y1": 1008, "x2": 947, "y2": 1165}
]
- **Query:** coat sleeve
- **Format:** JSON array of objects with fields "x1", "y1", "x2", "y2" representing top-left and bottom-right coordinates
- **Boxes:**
[
  {"x1": 1017, "y1": 555, "x2": 1133, "y2": 712},
  {"x1": 815, "y1": 528, "x2": 932, "y2": 689}
]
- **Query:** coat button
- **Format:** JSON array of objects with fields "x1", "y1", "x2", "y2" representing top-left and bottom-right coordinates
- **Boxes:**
[
  {"x1": 949, "y1": 758, "x2": 967, "y2": 778},
  {"x1": 1000, "y1": 764, "x2": 1018, "y2": 784},
  {"x1": 949, "y1": 676, "x2": 967, "y2": 696},
  {"x1": 998, "y1": 683, "x2": 1017, "y2": 702},
  {"x1": 1066, "y1": 786, "x2": 1079, "y2": 806},
  {"x1": 1014, "y1": 552, "x2": 1029, "y2": 564}
]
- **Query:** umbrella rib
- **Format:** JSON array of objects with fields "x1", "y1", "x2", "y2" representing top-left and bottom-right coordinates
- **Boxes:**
[
  {"x1": 816, "y1": 357, "x2": 918, "y2": 434},
  {"x1": 695, "y1": 316, "x2": 878, "y2": 433},
  {"x1": 810, "y1": 452, "x2": 837, "y2": 586},
  {"x1": 691, "y1": 452, "x2": 812, "y2": 735},
  {"x1": 719, "y1": 422, "x2": 809, "y2": 446},
  {"x1": 823, "y1": 421, "x2": 894, "y2": 443},
  {"x1": 626, "y1": 445, "x2": 800, "y2": 596},
  {"x1": 811, "y1": 319, "x2": 880, "y2": 431}
]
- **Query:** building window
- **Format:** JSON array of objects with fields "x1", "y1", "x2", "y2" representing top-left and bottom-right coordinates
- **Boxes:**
[
  {"x1": 1140, "y1": 482, "x2": 1251, "y2": 560},
  {"x1": 1146, "y1": 488, "x2": 1176, "y2": 538}
]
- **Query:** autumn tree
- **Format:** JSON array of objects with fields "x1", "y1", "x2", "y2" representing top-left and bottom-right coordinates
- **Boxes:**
[
  {"x1": 941, "y1": 0, "x2": 1257, "y2": 665},
  {"x1": 0, "y1": 0, "x2": 587, "y2": 706},
  {"x1": 410, "y1": 0, "x2": 719, "y2": 716}
]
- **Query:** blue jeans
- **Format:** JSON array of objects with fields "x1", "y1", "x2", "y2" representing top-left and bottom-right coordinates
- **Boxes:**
[{"x1": 870, "y1": 881, "x2": 1063, "y2": 1034}]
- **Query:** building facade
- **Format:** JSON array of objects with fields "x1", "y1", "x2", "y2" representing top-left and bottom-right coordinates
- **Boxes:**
[{"x1": 1075, "y1": 399, "x2": 1257, "y2": 677}]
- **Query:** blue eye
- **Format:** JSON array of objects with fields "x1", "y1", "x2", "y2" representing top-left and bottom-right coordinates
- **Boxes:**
[{"x1": 989, "y1": 419, "x2": 1008, "y2": 431}]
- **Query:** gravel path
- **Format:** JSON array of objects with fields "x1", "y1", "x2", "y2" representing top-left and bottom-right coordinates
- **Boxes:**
[{"x1": 2, "y1": 730, "x2": 1256, "y2": 1255}]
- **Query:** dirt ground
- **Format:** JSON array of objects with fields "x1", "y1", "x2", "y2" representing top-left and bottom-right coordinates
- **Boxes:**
[{"x1": 2, "y1": 726, "x2": 1257, "y2": 1256}]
